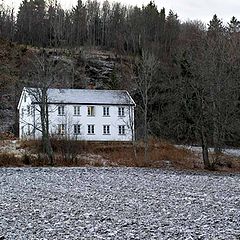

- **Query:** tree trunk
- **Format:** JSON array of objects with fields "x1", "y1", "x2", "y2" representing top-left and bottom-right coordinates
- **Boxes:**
[
  {"x1": 42, "y1": 132, "x2": 54, "y2": 165},
  {"x1": 212, "y1": 100, "x2": 222, "y2": 154},
  {"x1": 45, "y1": 102, "x2": 54, "y2": 165},
  {"x1": 201, "y1": 125, "x2": 211, "y2": 170},
  {"x1": 131, "y1": 126, "x2": 138, "y2": 164},
  {"x1": 40, "y1": 94, "x2": 54, "y2": 165},
  {"x1": 144, "y1": 102, "x2": 148, "y2": 163}
]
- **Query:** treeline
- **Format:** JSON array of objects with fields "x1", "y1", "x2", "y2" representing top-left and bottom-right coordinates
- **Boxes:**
[
  {"x1": 1, "y1": 0, "x2": 180, "y2": 55},
  {"x1": 1, "y1": 0, "x2": 240, "y2": 168}
]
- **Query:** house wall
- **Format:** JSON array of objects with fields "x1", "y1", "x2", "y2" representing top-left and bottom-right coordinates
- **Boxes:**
[
  {"x1": 19, "y1": 91, "x2": 35, "y2": 139},
  {"x1": 19, "y1": 100, "x2": 135, "y2": 141}
]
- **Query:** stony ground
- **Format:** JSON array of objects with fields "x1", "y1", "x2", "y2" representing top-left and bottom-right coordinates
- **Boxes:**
[{"x1": 0, "y1": 168, "x2": 239, "y2": 240}]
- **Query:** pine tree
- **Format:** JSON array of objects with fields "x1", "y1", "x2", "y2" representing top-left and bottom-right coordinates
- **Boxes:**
[
  {"x1": 228, "y1": 16, "x2": 240, "y2": 33},
  {"x1": 72, "y1": 0, "x2": 87, "y2": 46},
  {"x1": 208, "y1": 14, "x2": 225, "y2": 37}
]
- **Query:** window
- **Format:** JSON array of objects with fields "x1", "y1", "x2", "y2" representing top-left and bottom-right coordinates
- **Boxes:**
[
  {"x1": 119, "y1": 125, "x2": 125, "y2": 135},
  {"x1": 74, "y1": 124, "x2": 81, "y2": 135},
  {"x1": 24, "y1": 94, "x2": 27, "y2": 102},
  {"x1": 118, "y1": 107, "x2": 125, "y2": 116},
  {"x1": 58, "y1": 106, "x2": 65, "y2": 115},
  {"x1": 58, "y1": 124, "x2": 66, "y2": 135},
  {"x1": 87, "y1": 106, "x2": 95, "y2": 116},
  {"x1": 74, "y1": 106, "x2": 81, "y2": 115},
  {"x1": 21, "y1": 126, "x2": 24, "y2": 136},
  {"x1": 88, "y1": 125, "x2": 95, "y2": 134},
  {"x1": 103, "y1": 125, "x2": 110, "y2": 135},
  {"x1": 27, "y1": 124, "x2": 31, "y2": 135},
  {"x1": 103, "y1": 107, "x2": 109, "y2": 116},
  {"x1": 27, "y1": 105, "x2": 31, "y2": 115},
  {"x1": 21, "y1": 108, "x2": 24, "y2": 117}
]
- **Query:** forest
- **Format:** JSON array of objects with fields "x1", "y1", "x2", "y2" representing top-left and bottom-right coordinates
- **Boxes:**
[{"x1": 1, "y1": 0, "x2": 240, "y2": 168}]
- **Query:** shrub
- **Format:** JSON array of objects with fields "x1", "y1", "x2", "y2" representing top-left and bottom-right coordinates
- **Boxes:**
[
  {"x1": 0, "y1": 153, "x2": 23, "y2": 167},
  {"x1": 0, "y1": 132, "x2": 15, "y2": 140},
  {"x1": 22, "y1": 153, "x2": 31, "y2": 165},
  {"x1": 17, "y1": 138, "x2": 240, "y2": 171}
]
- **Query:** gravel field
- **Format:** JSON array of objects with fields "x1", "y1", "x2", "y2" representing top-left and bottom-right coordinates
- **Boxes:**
[{"x1": 0, "y1": 168, "x2": 239, "y2": 240}]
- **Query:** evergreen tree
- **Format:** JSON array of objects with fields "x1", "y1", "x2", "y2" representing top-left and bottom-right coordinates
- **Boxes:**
[
  {"x1": 164, "y1": 10, "x2": 180, "y2": 55},
  {"x1": 47, "y1": 0, "x2": 64, "y2": 47},
  {"x1": 16, "y1": 0, "x2": 47, "y2": 46},
  {"x1": 141, "y1": 1, "x2": 160, "y2": 45},
  {"x1": 32, "y1": 0, "x2": 47, "y2": 46},
  {"x1": 208, "y1": 14, "x2": 225, "y2": 37},
  {"x1": 72, "y1": 0, "x2": 87, "y2": 46},
  {"x1": 16, "y1": 0, "x2": 34, "y2": 44},
  {"x1": 101, "y1": 0, "x2": 110, "y2": 47},
  {"x1": 228, "y1": 16, "x2": 240, "y2": 33},
  {"x1": 0, "y1": 2, "x2": 15, "y2": 41}
]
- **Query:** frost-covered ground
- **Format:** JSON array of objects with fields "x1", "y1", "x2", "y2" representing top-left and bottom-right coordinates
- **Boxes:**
[
  {"x1": 0, "y1": 168, "x2": 239, "y2": 240},
  {"x1": 177, "y1": 145, "x2": 240, "y2": 158}
]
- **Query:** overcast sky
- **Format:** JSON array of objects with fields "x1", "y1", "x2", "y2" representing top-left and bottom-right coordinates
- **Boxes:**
[{"x1": 4, "y1": 0, "x2": 240, "y2": 23}]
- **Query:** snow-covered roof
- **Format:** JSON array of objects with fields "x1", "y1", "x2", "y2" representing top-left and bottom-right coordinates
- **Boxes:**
[{"x1": 24, "y1": 88, "x2": 135, "y2": 106}]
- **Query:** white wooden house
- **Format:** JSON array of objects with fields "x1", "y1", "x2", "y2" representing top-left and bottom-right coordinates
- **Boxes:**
[{"x1": 17, "y1": 88, "x2": 136, "y2": 141}]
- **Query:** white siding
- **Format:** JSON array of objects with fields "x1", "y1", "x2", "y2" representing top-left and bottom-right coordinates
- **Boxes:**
[
  {"x1": 19, "y1": 100, "x2": 135, "y2": 141},
  {"x1": 19, "y1": 90, "x2": 35, "y2": 139}
]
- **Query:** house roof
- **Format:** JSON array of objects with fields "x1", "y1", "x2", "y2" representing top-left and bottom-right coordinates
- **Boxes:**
[{"x1": 23, "y1": 88, "x2": 135, "y2": 106}]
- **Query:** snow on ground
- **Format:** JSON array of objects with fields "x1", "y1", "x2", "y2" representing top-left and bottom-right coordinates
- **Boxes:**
[
  {"x1": 223, "y1": 149, "x2": 240, "y2": 157},
  {"x1": 0, "y1": 168, "x2": 239, "y2": 240},
  {"x1": 177, "y1": 145, "x2": 240, "y2": 158}
]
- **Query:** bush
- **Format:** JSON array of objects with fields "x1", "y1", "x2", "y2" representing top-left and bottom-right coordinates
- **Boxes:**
[
  {"x1": 22, "y1": 153, "x2": 31, "y2": 165},
  {"x1": 0, "y1": 132, "x2": 15, "y2": 140},
  {"x1": 17, "y1": 138, "x2": 240, "y2": 171},
  {"x1": 0, "y1": 153, "x2": 23, "y2": 167}
]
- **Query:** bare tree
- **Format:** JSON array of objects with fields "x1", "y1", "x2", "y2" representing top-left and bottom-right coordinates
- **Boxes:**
[
  {"x1": 134, "y1": 50, "x2": 158, "y2": 163},
  {"x1": 23, "y1": 50, "x2": 74, "y2": 165},
  {"x1": 119, "y1": 91, "x2": 137, "y2": 161}
]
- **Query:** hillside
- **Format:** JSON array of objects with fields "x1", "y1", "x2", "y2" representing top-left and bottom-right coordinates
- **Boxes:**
[
  {"x1": 0, "y1": 40, "x2": 134, "y2": 135},
  {"x1": 0, "y1": 40, "x2": 23, "y2": 134}
]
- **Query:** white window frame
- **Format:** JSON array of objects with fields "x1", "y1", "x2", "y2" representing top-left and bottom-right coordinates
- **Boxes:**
[
  {"x1": 21, "y1": 126, "x2": 24, "y2": 136},
  {"x1": 58, "y1": 124, "x2": 66, "y2": 135},
  {"x1": 73, "y1": 124, "x2": 81, "y2": 135},
  {"x1": 58, "y1": 105, "x2": 65, "y2": 116},
  {"x1": 27, "y1": 123, "x2": 31, "y2": 135},
  {"x1": 27, "y1": 105, "x2": 31, "y2": 115},
  {"x1": 118, "y1": 125, "x2": 125, "y2": 135},
  {"x1": 118, "y1": 107, "x2": 125, "y2": 117},
  {"x1": 103, "y1": 125, "x2": 110, "y2": 135},
  {"x1": 87, "y1": 124, "x2": 95, "y2": 134},
  {"x1": 87, "y1": 106, "x2": 95, "y2": 116},
  {"x1": 74, "y1": 106, "x2": 81, "y2": 116},
  {"x1": 103, "y1": 106, "x2": 110, "y2": 116}
]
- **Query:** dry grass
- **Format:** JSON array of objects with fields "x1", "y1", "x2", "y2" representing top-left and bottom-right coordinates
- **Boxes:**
[
  {"x1": 20, "y1": 140, "x2": 42, "y2": 153},
  {"x1": 210, "y1": 153, "x2": 240, "y2": 172},
  {"x1": 89, "y1": 140, "x2": 202, "y2": 170},
  {"x1": 0, "y1": 132, "x2": 16, "y2": 140},
  {"x1": 0, "y1": 153, "x2": 24, "y2": 167},
  {"x1": 4, "y1": 139, "x2": 240, "y2": 172}
]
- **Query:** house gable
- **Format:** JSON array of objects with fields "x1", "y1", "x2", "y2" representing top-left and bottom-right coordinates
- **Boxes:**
[{"x1": 17, "y1": 87, "x2": 26, "y2": 110}]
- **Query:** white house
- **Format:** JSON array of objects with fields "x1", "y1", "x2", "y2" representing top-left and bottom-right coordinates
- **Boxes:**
[{"x1": 17, "y1": 88, "x2": 136, "y2": 141}]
